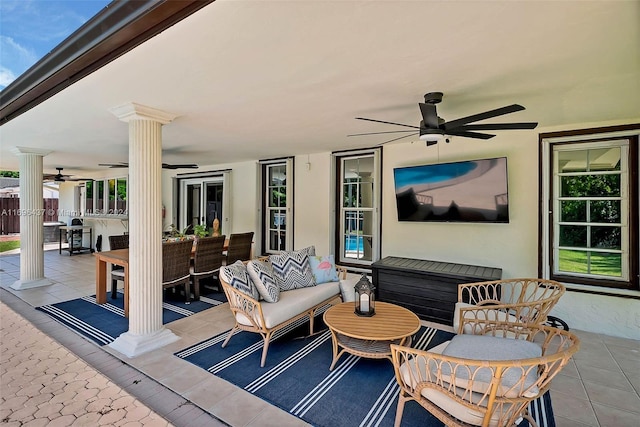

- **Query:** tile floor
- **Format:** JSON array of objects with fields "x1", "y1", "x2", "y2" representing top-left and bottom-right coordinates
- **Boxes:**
[{"x1": 1, "y1": 248, "x2": 639, "y2": 427}]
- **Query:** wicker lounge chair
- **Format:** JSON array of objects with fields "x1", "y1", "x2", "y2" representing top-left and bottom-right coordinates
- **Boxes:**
[
  {"x1": 454, "y1": 278, "x2": 566, "y2": 335},
  {"x1": 391, "y1": 319, "x2": 580, "y2": 427}
]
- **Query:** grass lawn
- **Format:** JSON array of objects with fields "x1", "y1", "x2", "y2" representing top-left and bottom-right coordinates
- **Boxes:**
[
  {"x1": 0, "y1": 240, "x2": 20, "y2": 253},
  {"x1": 559, "y1": 249, "x2": 622, "y2": 277}
]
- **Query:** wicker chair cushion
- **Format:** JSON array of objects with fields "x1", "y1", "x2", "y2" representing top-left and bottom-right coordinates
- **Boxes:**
[
  {"x1": 269, "y1": 246, "x2": 316, "y2": 291},
  {"x1": 440, "y1": 334, "x2": 541, "y2": 398},
  {"x1": 220, "y1": 261, "x2": 259, "y2": 300},
  {"x1": 398, "y1": 356, "x2": 511, "y2": 427},
  {"x1": 247, "y1": 259, "x2": 280, "y2": 303}
]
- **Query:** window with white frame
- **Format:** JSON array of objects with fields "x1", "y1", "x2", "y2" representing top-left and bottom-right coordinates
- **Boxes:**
[
  {"x1": 541, "y1": 128, "x2": 638, "y2": 291},
  {"x1": 335, "y1": 150, "x2": 381, "y2": 266},
  {"x1": 261, "y1": 159, "x2": 293, "y2": 254},
  {"x1": 82, "y1": 178, "x2": 128, "y2": 216}
]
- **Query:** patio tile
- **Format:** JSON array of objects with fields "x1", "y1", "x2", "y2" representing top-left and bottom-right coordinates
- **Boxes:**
[
  {"x1": 209, "y1": 388, "x2": 272, "y2": 427},
  {"x1": 591, "y1": 402, "x2": 639, "y2": 426},
  {"x1": 583, "y1": 380, "x2": 640, "y2": 413},
  {"x1": 550, "y1": 390, "x2": 598, "y2": 426}
]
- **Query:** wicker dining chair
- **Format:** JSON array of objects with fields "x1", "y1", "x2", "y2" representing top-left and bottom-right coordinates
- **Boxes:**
[
  {"x1": 162, "y1": 239, "x2": 195, "y2": 303},
  {"x1": 108, "y1": 234, "x2": 129, "y2": 299},
  {"x1": 225, "y1": 232, "x2": 254, "y2": 265},
  {"x1": 190, "y1": 235, "x2": 226, "y2": 298}
]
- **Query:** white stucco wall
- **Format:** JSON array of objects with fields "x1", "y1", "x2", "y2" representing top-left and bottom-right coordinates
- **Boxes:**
[{"x1": 56, "y1": 122, "x2": 639, "y2": 339}]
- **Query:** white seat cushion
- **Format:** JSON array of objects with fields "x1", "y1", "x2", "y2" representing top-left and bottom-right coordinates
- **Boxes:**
[
  {"x1": 235, "y1": 281, "x2": 339, "y2": 329},
  {"x1": 440, "y1": 334, "x2": 542, "y2": 398}
]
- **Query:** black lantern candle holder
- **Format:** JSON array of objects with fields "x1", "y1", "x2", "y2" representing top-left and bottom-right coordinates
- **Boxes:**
[{"x1": 354, "y1": 274, "x2": 375, "y2": 317}]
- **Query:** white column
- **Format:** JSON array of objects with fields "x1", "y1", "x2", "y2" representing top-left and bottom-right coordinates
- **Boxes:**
[
  {"x1": 10, "y1": 147, "x2": 54, "y2": 290},
  {"x1": 108, "y1": 103, "x2": 179, "y2": 357}
]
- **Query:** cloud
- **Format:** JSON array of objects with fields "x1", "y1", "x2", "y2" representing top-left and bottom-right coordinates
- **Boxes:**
[
  {"x1": 0, "y1": 0, "x2": 109, "y2": 89},
  {"x1": 0, "y1": 67, "x2": 17, "y2": 89},
  {"x1": 0, "y1": 35, "x2": 38, "y2": 89}
]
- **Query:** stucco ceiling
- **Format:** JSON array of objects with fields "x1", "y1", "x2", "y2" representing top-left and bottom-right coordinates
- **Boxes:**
[{"x1": 0, "y1": 0, "x2": 638, "y2": 177}]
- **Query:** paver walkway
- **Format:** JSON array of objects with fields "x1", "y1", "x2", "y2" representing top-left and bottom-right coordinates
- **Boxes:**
[{"x1": 0, "y1": 301, "x2": 173, "y2": 427}]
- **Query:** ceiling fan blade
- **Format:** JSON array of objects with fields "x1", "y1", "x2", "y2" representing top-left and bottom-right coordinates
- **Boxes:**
[
  {"x1": 347, "y1": 130, "x2": 417, "y2": 137},
  {"x1": 445, "y1": 129, "x2": 495, "y2": 140},
  {"x1": 459, "y1": 122, "x2": 538, "y2": 131},
  {"x1": 162, "y1": 163, "x2": 199, "y2": 169},
  {"x1": 419, "y1": 103, "x2": 439, "y2": 128},
  {"x1": 376, "y1": 133, "x2": 418, "y2": 145},
  {"x1": 443, "y1": 104, "x2": 526, "y2": 130},
  {"x1": 355, "y1": 117, "x2": 420, "y2": 129},
  {"x1": 98, "y1": 163, "x2": 128, "y2": 168}
]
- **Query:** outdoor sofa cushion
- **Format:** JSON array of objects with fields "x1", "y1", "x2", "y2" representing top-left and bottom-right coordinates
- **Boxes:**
[
  {"x1": 247, "y1": 259, "x2": 280, "y2": 303},
  {"x1": 220, "y1": 260, "x2": 259, "y2": 300},
  {"x1": 234, "y1": 281, "x2": 340, "y2": 329},
  {"x1": 269, "y1": 246, "x2": 316, "y2": 290}
]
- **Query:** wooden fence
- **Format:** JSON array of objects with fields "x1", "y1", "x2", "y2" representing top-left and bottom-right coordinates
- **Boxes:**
[{"x1": 0, "y1": 198, "x2": 59, "y2": 234}]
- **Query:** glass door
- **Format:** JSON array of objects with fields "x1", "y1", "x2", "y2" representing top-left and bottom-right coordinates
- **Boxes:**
[{"x1": 180, "y1": 176, "x2": 227, "y2": 235}]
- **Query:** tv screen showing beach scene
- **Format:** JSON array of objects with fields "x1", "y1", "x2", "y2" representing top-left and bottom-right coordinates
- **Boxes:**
[{"x1": 393, "y1": 157, "x2": 509, "y2": 223}]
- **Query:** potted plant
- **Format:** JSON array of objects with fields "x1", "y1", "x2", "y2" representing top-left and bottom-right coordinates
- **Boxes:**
[
  {"x1": 193, "y1": 223, "x2": 208, "y2": 239},
  {"x1": 166, "y1": 224, "x2": 192, "y2": 241}
]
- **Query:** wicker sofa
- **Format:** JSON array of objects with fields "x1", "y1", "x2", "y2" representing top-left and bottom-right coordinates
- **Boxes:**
[{"x1": 219, "y1": 250, "x2": 360, "y2": 367}]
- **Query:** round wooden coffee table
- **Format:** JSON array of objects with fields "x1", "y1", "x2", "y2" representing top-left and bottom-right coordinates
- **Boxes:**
[{"x1": 323, "y1": 301, "x2": 421, "y2": 370}]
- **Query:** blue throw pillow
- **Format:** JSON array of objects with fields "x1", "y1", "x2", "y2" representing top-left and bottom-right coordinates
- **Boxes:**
[{"x1": 308, "y1": 255, "x2": 340, "y2": 284}]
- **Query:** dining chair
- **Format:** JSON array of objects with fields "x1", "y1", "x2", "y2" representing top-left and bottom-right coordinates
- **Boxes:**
[
  {"x1": 108, "y1": 234, "x2": 129, "y2": 299},
  {"x1": 225, "y1": 232, "x2": 254, "y2": 265},
  {"x1": 162, "y1": 239, "x2": 195, "y2": 303},
  {"x1": 190, "y1": 235, "x2": 226, "y2": 298}
]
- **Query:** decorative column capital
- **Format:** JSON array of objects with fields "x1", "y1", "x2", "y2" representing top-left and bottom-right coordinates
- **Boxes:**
[
  {"x1": 109, "y1": 102, "x2": 178, "y2": 124},
  {"x1": 10, "y1": 146, "x2": 52, "y2": 156}
]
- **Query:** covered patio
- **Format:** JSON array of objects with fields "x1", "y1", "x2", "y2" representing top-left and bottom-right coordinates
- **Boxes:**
[{"x1": 1, "y1": 248, "x2": 638, "y2": 427}]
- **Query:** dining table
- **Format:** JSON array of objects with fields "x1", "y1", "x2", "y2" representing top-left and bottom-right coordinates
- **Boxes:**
[{"x1": 94, "y1": 238, "x2": 229, "y2": 318}]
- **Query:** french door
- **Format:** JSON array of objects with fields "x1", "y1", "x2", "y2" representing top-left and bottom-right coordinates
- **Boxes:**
[{"x1": 180, "y1": 175, "x2": 229, "y2": 235}]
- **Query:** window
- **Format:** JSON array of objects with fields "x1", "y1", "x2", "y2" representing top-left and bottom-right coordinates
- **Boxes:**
[
  {"x1": 335, "y1": 150, "x2": 381, "y2": 267},
  {"x1": 261, "y1": 159, "x2": 293, "y2": 254},
  {"x1": 541, "y1": 127, "x2": 638, "y2": 291},
  {"x1": 82, "y1": 178, "x2": 127, "y2": 216}
]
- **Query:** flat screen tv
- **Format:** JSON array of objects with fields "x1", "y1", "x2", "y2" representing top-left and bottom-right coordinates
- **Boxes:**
[{"x1": 393, "y1": 157, "x2": 509, "y2": 223}]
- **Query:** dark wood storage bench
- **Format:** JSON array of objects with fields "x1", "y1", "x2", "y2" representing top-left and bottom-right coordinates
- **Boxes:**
[{"x1": 371, "y1": 256, "x2": 502, "y2": 326}]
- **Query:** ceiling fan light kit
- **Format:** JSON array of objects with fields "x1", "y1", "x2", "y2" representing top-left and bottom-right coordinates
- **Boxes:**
[{"x1": 350, "y1": 91, "x2": 538, "y2": 146}]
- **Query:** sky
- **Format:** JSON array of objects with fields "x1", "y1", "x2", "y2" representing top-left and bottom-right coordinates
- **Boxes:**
[{"x1": 0, "y1": 0, "x2": 110, "y2": 90}]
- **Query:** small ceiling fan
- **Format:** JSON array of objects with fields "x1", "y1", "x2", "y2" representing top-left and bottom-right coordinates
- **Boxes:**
[
  {"x1": 43, "y1": 167, "x2": 91, "y2": 182},
  {"x1": 99, "y1": 162, "x2": 199, "y2": 170},
  {"x1": 349, "y1": 91, "x2": 538, "y2": 146}
]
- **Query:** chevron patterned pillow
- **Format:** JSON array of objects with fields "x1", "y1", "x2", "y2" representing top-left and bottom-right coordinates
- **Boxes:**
[
  {"x1": 220, "y1": 260, "x2": 259, "y2": 300},
  {"x1": 247, "y1": 259, "x2": 280, "y2": 303},
  {"x1": 269, "y1": 246, "x2": 317, "y2": 291}
]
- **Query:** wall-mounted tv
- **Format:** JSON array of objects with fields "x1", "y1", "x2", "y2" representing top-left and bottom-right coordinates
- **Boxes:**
[{"x1": 393, "y1": 157, "x2": 509, "y2": 223}]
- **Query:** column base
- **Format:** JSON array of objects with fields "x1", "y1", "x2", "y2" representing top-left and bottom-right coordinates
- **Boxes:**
[
  {"x1": 11, "y1": 278, "x2": 54, "y2": 290},
  {"x1": 109, "y1": 327, "x2": 180, "y2": 358}
]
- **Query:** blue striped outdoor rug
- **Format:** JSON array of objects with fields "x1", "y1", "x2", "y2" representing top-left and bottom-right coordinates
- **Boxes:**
[
  {"x1": 175, "y1": 322, "x2": 556, "y2": 427},
  {"x1": 36, "y1": 290, "x2": 227, "y2": 346}
]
